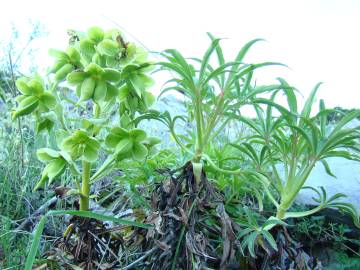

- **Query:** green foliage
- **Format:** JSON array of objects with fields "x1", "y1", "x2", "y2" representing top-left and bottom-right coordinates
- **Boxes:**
[
  {"x1": 35, "y1": 148, "x2": 79, "y2": 190},
  {"x1": 10, "y1": 26, "x2": 158, "y2": 266},
  {"x1": 12, "y1": 26, "x2": 158, "y2": 206},
  {"x1": 140, "y1": 34, "x2": 285, "y2": 183},
  {"x1": 227, "y1": 81, "x2": 360, "y2": 225},
  {"x1": 236, "y1": 208, "x2": 286, "y2": 258},
  {"x1": 105, "y1": 127, "x2": 148, "y2": 161},
  {"x1": 3, "y1": 26, "x2": 360, "y2": 268},
  {"x1": 325, "y1": 251, "x2": 360, "y2": 270},
  {"x1": 12, "y1": 77, "x2": 57, "y2": 118}
]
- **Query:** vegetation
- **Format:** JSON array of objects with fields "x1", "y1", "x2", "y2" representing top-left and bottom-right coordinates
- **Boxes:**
[{"x1": 1, "y1": 26, "x2": 360, "y2": 269}]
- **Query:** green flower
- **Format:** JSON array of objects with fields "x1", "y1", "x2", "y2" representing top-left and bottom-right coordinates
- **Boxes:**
[
  {"x1": 117, "y1": 63, "x2": 155, "y2": 113},
  {"x1": 35, "y1": 148, "x2": 78, "y2": 191},
  {"x1": 66, "y1": 63, "x2": 121, "y2": 103},
  {"x1": 49, "y1": 47, "x2": 82, "y2": 81},
  {"x1": 105, "y1": 127, "x2": 148, "y2": 161},
  {"x1": 119, "y1": 85, "x2": 155, "y2": 113},
  {"x1": 62, "y1": 130, "x2": 100, "y2": 162},
  {"x1": 120, "y1": 63, "x2": 154, "y2": 97},
  {"x1": 13, "y1": 77, "x2": 56, "y2": 119}
]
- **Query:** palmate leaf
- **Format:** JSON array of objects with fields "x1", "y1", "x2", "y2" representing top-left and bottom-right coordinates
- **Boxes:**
[
  {"x1": 160, "y1": 50, "x2": 194, "y2": 83},
  {"x1": 330, "y1": 110, "x2": 360, "y2": 135},
  {"x1": 283, "y1": 186, "x2": 360, "y2": 227},
  {"x1": 252, "y1": 98, "x2": 295, "y2": 123},
  {"x1": 237, "y1": 62, "x2": 287, "y2": 79},
  {"x1": 201, "y1": 61, "x2": 240, "y2": 87},
  {"x1": 157, "y1": 61, "x2": 194, "y2": 87},
  {"x1": 226, "y1": 38, "x2": 265, "y2": 89},
  {"x1": 262, "y1": 216, "x2": 287, "y2": 231}
]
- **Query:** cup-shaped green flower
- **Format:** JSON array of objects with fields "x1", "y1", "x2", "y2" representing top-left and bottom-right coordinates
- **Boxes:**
[
  {"x1": 49, "y1": 47, "x2": 82, "y2": 81},
  {"x1": 143, "y1": 136, "x2": 162, "y2": 155},
  {"x1": 66, "y1": 63, "x2": 121, "y2": 103},
  {"x1": 97, "y1": 37, "x2": 123, "y2": 58},
  {"x1": 105, "y1": 127, "x2": 149, "y2": 161},
  {"x1": 61, "y1": 130, "x2": 100, "y2": 162},
  {"x1": 120, "y1": 63, "x2": 154, "y2": 97},
  {"x1": 119, "y1": 85, "x2": 155, "y2": 114},
  {"x1": 118, "y1": 63, "x2": 155, "y2": 114},
  {"x1": 13, "y1": 77, "x2": 57, "y2": 118},
  {"x1": 79, "y1": 27, "x2": 139, "y2": 68},
  {"x1": 35, "y1": 148, "x2": 78, "y2": 191},
  {"x1": 79, "y1": 27, "x2": 105, "y2": 59}
]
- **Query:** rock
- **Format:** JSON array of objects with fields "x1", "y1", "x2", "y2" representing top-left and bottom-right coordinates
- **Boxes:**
[{"x1": 296, "y1": 157, "x2": 360, "y2": 211}]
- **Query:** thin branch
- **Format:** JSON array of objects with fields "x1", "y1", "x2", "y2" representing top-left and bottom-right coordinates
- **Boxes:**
[
  {"x1": 14, "y1": 196, "x2": 58, "y2": 233},
  {"x1": 120, "y1": 247, "x2": 157, "y2": 270}
]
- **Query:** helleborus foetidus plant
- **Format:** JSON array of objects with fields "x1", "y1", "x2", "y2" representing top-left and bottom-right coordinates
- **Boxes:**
[
  {"x1": 140, "y1": 33, "x2": 285, "y2": 183},
  {"x1": 12, "y1": 26, "x2": 159, "y2": 211},
  {"x1": 238, "y1": 80, "x2": 360, "y2": 225}
]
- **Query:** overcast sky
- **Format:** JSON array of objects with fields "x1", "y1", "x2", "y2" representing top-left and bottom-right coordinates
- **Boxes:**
[{"x1": 1, "y1": 0, "x2": 360, "y2": 109}]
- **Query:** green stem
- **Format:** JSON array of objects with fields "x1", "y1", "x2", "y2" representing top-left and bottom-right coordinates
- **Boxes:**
[
  {"x1": 93, "y1": 103, "x2": 101, "y2": 136},
  {"x1": 202, "y1": 92, "x2": 224, "y2": 146},
  {"x1": 170, "y1": 128, "x2": 194, "y2": 156},
  {"x1": 194, "y1": 86, "x2": 203, "y2": 162},
  {"x1": 80, "y1": 161, "x2": 91, "y2": 211},
  {"x1": 278, "y1": 160, "x2": 317, "y2": 218},
  {"x1": 276, "y1": 207, "x2": 286, "y2": 219},
  {"x1": 202, "y1": 154, "x2": 243, "y2": 175}
]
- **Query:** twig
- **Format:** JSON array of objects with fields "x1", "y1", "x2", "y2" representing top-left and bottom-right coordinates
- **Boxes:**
[
  {"x1": 87, "y1": 229, "x2": 120, "y2": 263},
  {"x1": 8, "y1": 51, "x2": 25, "y2": 170},
  {"x1": 120, "y1": 247, "x2": 157, "y2": 270},
  {"x1": 14, "y1": 196, "x2": 58, "y2": 233}
]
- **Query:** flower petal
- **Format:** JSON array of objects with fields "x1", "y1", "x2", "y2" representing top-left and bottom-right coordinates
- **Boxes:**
[
  {"x1": 115, "y1": 139, "x2": 133, "y2": 155},
  {"x1": 106, "y1": 127, "x2": 129, "y2": 148},
  {"x1": 129, "y1": 128, "x2": 147, "y2": 142},
  {"x1": 132, "y1": 143, "x2": 148, "y2": 161}
]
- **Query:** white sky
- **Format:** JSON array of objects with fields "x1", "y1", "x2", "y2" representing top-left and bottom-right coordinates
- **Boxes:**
[{"x1": 1, "y1": 0, "x2": 360, "y2": 109}]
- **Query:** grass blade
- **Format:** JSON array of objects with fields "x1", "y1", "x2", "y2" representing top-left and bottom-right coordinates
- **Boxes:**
[
  {"x1": 24, "y1": 215, "x2": 46, "y2": 270},
  {"x1": 47, "y1": 210, "x2": 151, "y2": 229}
]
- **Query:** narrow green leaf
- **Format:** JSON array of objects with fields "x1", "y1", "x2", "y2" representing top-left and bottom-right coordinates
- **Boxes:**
[
  {"x1": 199, "y1": 37, "x2": 220, "y2": 82},
  {"x1": 321, "y1": 159, "x2": 337, "y2": 178},
  {"x1": 300, "y1": 82, "x2": 322, "y2": 120},
  {"x1": 47, "y1": 210, "x2": 151, "y2": 228},
  {"x1": 262, "y1": 230, "x2": 278, "y2": 251},
  {"x1": 24, "y1": 216, "x2": 46, "y2": 270}
]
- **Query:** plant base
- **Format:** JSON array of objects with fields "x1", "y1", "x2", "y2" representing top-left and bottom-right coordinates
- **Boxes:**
[
  {"x1": 41, "y1": 216, "x2": 123, "y2": 270},
  {"x1": 142, "y1": 162, "x2": 244, "y2": 270}
]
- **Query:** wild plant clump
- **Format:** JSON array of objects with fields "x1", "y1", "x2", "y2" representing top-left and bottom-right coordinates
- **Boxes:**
[
  {"x1": 13, "y1": 26, "x2": 159, "y2": 268},
  {"x1": 9, "y1": 27, "x2": 360, "y2": 270}
]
